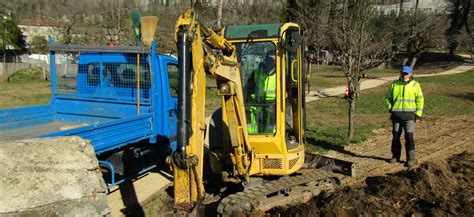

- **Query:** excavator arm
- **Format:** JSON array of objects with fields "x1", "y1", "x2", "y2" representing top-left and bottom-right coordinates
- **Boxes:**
[{"x1": 171, "y1": 9, "x2": 253, "y2": 210}]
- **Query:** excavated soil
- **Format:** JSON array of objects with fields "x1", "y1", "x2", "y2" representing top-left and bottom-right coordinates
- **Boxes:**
[
  {"x1": 272, "y1": 152, "x2": 473, "y2": 216},
  {"x1": 325, "y1": 115, "x2": 473, "y2": 187},
  {"x1": 270, "y1": 115, "x2": 474, "y2": 216}
]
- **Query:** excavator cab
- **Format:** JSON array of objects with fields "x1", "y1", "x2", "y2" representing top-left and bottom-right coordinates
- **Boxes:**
[{"x1": 224, "y1": 23, "x2": 306, "y2": 176}]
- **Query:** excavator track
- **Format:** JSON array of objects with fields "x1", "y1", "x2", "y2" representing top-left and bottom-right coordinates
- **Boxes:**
[{"x1": 217, "y1": 169, "x2": 338, "y2": 215}]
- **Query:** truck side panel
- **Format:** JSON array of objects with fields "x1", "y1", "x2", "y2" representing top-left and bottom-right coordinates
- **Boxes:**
[
  {"x1": 53, "y1": 97, "x2": 151, "y2": 122},
  {"x1": 40, "y1": 114, "x2": 153, "y2": 154},
  {"x1": 0, "y1": 105, "x2": 54, "y2": 130}
]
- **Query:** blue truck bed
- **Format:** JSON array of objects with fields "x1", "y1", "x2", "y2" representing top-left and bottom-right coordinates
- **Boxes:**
[
  {"x1": 0, "y1": 43, "x2": 179, "y2": 187},
  {"x1": 0, "y1": 104, "x2": 154, "y2": 154}
]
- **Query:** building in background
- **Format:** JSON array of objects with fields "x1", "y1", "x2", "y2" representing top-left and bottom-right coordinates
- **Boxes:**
[
  {"x1": 374, "y1": 0, "x2": 452, "y2": 12},
  {"x1": 18, "y1": 19, "x2": 60, "y2": 44}
]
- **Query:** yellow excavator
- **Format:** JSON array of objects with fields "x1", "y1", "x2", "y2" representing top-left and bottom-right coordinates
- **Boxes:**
[{"x1": 170, "y1": 9, "x2": 354, "y2": 215}]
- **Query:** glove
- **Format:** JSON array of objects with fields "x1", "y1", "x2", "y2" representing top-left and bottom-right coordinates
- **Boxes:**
[{"x1": 416, "y1": 115, "x2": 423, "y2": 122}]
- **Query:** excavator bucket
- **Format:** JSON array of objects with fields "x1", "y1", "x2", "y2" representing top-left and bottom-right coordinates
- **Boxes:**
[
  {"x1": 303, "y1": 152, "x2": 356, "y2": 177},
  {"x1": 140, "y1": 16, "x2": 159, "y2": 46}
]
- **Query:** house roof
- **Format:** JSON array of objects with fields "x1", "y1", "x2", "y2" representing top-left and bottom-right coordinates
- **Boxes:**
[{"x1": 19, "y1": 19, "x2": 61, "y2": 27}]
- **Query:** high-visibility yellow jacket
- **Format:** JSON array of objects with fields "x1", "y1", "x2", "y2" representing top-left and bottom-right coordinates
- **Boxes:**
[
  {"x1": 247, "y1": 68, "x2": 277, "y2": 134},
  {"x1": 384, "y1": 78, "x2": 424, "y2": 117},
  {"x1": 250, "y1": 68, "x2": 276, "y2": 101}
]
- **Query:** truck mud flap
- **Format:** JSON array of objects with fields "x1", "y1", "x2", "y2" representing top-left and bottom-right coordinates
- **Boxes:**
[{"x1": 302, "y1": 152, "x2": 356, "y2": 177}]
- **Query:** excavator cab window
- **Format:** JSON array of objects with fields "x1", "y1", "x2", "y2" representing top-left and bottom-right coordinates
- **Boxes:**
[
  {"x1": 284, "y1": 29, "x2": 303, "y2": 147},
  {"x1": 235, "y1": 41, "x2": 277, "y2": 134}
]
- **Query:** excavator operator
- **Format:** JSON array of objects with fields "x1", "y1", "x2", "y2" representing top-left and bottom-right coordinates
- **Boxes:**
[{"x1": 246, "y1": 50, "x2": 277, "y2": 134}]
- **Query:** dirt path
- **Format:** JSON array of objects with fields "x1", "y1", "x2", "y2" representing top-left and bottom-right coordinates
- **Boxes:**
[
  {"x1": 306, "y1": 62, "x2": 474, "y2": 102},
  {"x1": 325, "y1": 115, "x2": 474, "y2": 187}
]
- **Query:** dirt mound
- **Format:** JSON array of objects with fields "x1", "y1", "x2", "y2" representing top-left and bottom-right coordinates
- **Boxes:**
[
  {"x1": 7, "y1": 67, "x2": 46, "y2": 82},
  {"x1": 272, "y1": 152, "x2": 473, "y2": 216}
]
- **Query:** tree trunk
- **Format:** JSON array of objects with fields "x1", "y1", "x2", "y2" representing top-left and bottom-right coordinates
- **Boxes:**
[
  {"x1": 217, "y1": 0, "x2": 223, "y2": 30},
  {"x1": 347, "y1": 98, "x2": 356, "y2": 143},
  {"x1": 399, "y1": 0, "x2": 404, "y2": 16},
  {"x1": 410, "y1": 53, "x2": 419, "y2": 68}
]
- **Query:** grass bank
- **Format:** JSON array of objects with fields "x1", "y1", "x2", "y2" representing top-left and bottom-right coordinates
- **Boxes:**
[
  {"x1": 306, "y1": 69, "x2": 474, "y2": 153},
  {"x1": 0, "y1": 80, "x2": 51, "y2": 109}
]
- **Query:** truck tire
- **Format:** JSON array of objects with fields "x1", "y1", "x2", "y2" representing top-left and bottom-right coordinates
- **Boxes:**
[{"x1": 0, "y1": 136, "x2": 110, "y2": 216}]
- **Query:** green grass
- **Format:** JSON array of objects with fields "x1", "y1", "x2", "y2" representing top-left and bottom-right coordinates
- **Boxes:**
[
  {"x1": 305, "y1": 123, "x2": 374, "y2": 154},
  {"x1": 205, "y1": 88, "x2": 221, "y2": 116},
  {"x1": 417, "y1": 72, "x2": 474, "y2": 116},
  {"x1": 308, "y1": 65, "x2": 347, "y2": 89},
  {"x1": 308, "y1": 61, "x2": 463, "y2": 91},
  {"x1": 0, "y1": 81, "x2": 51, "y2": 109},
  {"x1": 306, "y1": 69, "x2": 474, "y2": 153}
]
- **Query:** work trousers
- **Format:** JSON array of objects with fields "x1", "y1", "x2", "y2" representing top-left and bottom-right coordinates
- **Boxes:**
[
  {"x1": 391, "y1": 120, "x2": 415, "y2": 161},
  {"x1": 248, "y1": 103, "x2": 276, "y2": 134}
]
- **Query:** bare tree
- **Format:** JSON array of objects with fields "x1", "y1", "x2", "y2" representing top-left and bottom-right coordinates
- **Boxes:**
[
  {"x1": 288, "y1": 0, "x2": 332, "y2": 64},
  {"x1": 221, "y1": 1, "x2": 283, "y2": 25},
  {"x1": 445, "y1": 0, "x2": 472, "y2": 56},
  {"x1": 406, "y1": 10, "x2": 448, "y2": 67},
  {"x1": 390, "y1": 4, "x2": 450, "y2": 68},
  {"x1": 92, "y1": 0, "x2": 139, "y2": 45},
  {"x1": 399, "y1": 0, "x2": 404, "y2": 15},
  {"x1": 329, "y1": 0, "x2": 396, "y2": 142}
]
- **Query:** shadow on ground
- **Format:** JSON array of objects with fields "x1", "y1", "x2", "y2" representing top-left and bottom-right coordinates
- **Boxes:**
[
  {"x1": 449, "y1": 92, "x2": 474, "y2": 102},
  {"x1": 306, "y1": 137, "x2": 389, "y2": 162}
]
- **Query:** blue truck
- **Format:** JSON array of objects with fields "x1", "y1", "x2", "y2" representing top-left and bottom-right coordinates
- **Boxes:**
[{"x1": 0, "y1": 41, "x2": 178, "y2": 187}]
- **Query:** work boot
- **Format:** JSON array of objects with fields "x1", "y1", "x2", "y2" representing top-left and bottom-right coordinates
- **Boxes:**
[
  {"x1": 405, "y1": 160, "x2": 415, "y2": 167},
  {"x1": 405, "y1": 150, "x2": 416, "y2": 167},
  {"x1": 389, "y1": 158, "x2": 399, "y2": 164}
]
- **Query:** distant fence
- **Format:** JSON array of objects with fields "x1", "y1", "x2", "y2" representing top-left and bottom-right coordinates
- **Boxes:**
[
  {"x1": 0, "y1": 63, "x2": 49, "y2": 80},
  {"x1": 0, "y1": 63, "x2": 78, "y2": 81}
]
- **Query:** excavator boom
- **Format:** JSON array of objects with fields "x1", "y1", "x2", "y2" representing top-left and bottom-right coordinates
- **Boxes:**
[{"x1": 171, "y1": 9, "x2": 253, "y2": 210}]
